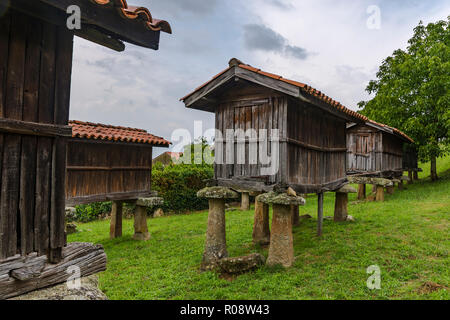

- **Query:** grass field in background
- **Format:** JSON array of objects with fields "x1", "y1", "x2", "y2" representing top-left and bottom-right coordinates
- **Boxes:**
[{"x1": 68, "y1": 156, "x2": 449, "y2": 300}]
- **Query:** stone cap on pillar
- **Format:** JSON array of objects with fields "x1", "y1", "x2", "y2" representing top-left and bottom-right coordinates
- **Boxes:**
[
  {"x1": 197, "y1": 187, "x2": 239, "y2": 199},
  {"x1": 256, "y1": 192, "x2": 306, "y2": 206},
  {"x1": 336, "y1": 185, "x2": 357, "y2": 193},
  {"x1": 136, "y1": 197, "x2": 164, "y2": 207},
  {"x1": 392, "y1": 178, "x2": 401, "y2": 183},
  {"x1": 400, "y1": 176, "x2": 411, "y2": 181},
  {"x1": 347, "y1": 176, "x2": 393, "y2": 187}
]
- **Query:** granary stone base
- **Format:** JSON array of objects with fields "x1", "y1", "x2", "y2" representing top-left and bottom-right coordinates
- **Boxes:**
[
  {"x1": 252, "y1": 200, "x2": 270, "y2": 245},
  {"x1": 202, "y1": 199, "x2": 228, "y2": 269},
  {"x1": 241, "y1": 192, "x2": 250, "y2": 211},
  {"x1": 334, "y1": 185, "x2": 357, "y2": 222},
  {"x1": 133, "y1": 206, "x2": 151, "y2": 241},
  {"x1": 266, "y1": 204, "x2": 294, "y2": 267},
  {"x1": 197, "y1": 187, "x2": 239, "y2": 271},
  {"x1": 9, "y1": 275, "x2": 107, "y2": 300}
]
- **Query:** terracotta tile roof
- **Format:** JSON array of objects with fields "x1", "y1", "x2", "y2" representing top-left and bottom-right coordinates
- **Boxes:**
[
  {"x1": 368, "y1": 120, "x2": 414, "y2": 143},
  {"x1": 92, "y1": 0, "x2": 172, "y2": 34},
  {"x1": 69, "y1": 120, "x2": 171, "y2": 147},
  {"x1": 181, "y1": 59, "x2": 368, "y2": 122}
]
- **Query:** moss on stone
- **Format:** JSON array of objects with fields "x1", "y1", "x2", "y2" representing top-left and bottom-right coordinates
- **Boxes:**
[
  {"x1": 256, "y1": 192, "x2": 306, "y2": 206},
  {"x1": 197, "y1": 187, "x2": 239, "y2": 199}
]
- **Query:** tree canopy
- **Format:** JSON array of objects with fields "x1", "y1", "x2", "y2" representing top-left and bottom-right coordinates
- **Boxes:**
[{"x1": 359, "y1": 17, "x2": 450, "y2": 180}]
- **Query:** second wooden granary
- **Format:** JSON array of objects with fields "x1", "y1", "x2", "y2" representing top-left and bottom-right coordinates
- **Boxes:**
[
  {"x1": 181, "y1": 58, "x2": 368, "y2": 194},
  {"x1": 346, "y1": 120, "x2": 417, "y2": 177},
  {"x1": 66, "y1": 121, "x2": 170, "y2": 206}
]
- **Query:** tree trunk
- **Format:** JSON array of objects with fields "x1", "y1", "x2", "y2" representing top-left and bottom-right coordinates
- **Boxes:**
[{"x1": 430, "y1": 156, "x2": 438, "y2": 181}]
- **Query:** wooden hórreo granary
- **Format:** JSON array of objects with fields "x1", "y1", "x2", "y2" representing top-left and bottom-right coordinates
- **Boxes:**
[
  {"x1": 66, "y1": 121, "x2": 170, "y2": 206},
  {"x1": 346, "y1": 120, "x2": 417, "y2": 177},
  {"x1": 181, "y1": 58, "x2": 368, "y2": 194},
  {"x1": 0, "y1": 0, "x2": 170, "y2": 299}
]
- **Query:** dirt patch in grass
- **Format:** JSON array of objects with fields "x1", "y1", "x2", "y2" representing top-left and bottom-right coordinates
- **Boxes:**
[{"x1": 417, "y1": 281, "x2": 447, "y2": 294}]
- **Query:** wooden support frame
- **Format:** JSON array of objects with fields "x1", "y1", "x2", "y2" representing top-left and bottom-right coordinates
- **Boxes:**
[{"x1": 317, "y1": 192, "x2": 324, "y2": 236}]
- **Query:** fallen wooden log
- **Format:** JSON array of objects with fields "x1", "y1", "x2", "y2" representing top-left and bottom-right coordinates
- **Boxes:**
[{"x1": 0, "y1": 242, "x2": 107, "y2": 300}]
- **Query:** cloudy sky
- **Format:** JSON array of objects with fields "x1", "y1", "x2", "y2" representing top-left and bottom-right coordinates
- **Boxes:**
[{"x1": 69, "y1": 0, "x2": 450, "y2": 156}]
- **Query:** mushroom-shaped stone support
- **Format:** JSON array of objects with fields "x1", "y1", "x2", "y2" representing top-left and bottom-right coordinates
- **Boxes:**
[
  {"x1": 334, "y1": 185, "x2": 357, "y2": 222},
  {"x1": 241, "y1": 192, "x2": 250, "y2": 211},
  {"x1": 133, "y1": 197, "x2": 164, "y2": 241},
  {"x1": 257, "y1": 192, "x2": 305, "y2": 268},
  {"x1": 348, "y1": 177, "x2": 393, "y2": 202},
  {"x1": 197, "y1": 187, "x2": 239, "y2": 270}
]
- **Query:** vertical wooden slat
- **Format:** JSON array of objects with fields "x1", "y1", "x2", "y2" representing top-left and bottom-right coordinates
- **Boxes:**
[
  {"x1": 1, "y1": 10, "x2": 27, "y2": 257},
  {"x1": 19, "y1": 16, "x2": 42, "y2": 255},
  {"x1": 0, "y1": 10, "x2": 11, "y2": 259}
]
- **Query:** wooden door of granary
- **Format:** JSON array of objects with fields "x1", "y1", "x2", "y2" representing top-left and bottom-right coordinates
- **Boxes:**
[
  {"x1": 347, "y1": 125, "x2": 380, "y2": 173},
  {"x1": 0, "y1": 9, "x2": 73, "y2": 260},
  {"x1": 214, "y1": 95, "x2": 287, "y2": 185}
]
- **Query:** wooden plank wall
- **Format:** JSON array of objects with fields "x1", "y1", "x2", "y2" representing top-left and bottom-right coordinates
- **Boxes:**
[
  {"x1": 215, "y1": 92, "x2": 287, "y2": 184},
  {"x1": 66, "y1": 140, "x2": 153, "y2": 204},
  {"x1": 286, "y1": 99, "x2": 347, "y2": 186},
  {"x1": 381, "y1": 133, "x2": 403, "y2": 171},
  {"x1": 0, "y1": 10, "x2": 73, "y2": 259}
]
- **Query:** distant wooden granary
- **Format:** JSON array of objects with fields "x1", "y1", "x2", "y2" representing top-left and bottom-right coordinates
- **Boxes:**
[
  {"x1": 181, "y1": 58, "x2": 367, "y2": 194},
  {"x1": 66, "y1": 121, "x2": 170, "y2": 205},
  {"x1": 0, "y1": 0, "x2": 170, "y2": 299},
  {"x1": 346, "y1": 120, "x2": 416, "y2": 177}
]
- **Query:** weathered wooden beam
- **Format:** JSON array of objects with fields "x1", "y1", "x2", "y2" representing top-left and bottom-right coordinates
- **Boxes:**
[
  {"x1": 75, "y1": 26, "x2": 125, "y2": 52},
  {"x1": 0, "y1": 242, "x2": 107, "y2": 300},
  {"x1": 65, "y1": 191, "x2": 157, "y2": 207},
  {"x1": 0, "y1": 118, "x2": 72, "y2": 137}
]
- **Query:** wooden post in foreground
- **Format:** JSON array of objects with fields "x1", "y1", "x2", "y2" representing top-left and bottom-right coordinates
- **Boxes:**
[
  {"x1": 110, "y1": 201, "x2": 123, "y2": 239},
  {"x1": 317, "y1": 192, "x2": 324, "y2": 236}
]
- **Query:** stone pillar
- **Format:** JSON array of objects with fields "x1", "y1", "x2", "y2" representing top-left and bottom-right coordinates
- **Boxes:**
[
  {"x1": 253, "y1": 199, "x2": 270, "y2": 245},
  {"x1": 257, "y1": 192, "x2": 305, "y2": 268},
  {"x1": 334, "y1": 185, "x2": 357, "y2": 222},
  {"x1": 375, "y1": 186, "x2": 385, "y2": 202},
  {"x1": 398, "y1": 179, "x2": 404, "y2": 190},
  {"x1": 291, "y1": 205, "x2": 300, "y2": 227},
  {"x1": 357, "y1": 184, "x2": 366, "y2": 200},
  {"x1": 133, "y1": 197, "x2": 163, "y2": 241},
  {"x1": 197, "y1": 187, "x2": 238, "y2": 270},
  {"x1": 413, "y1": 171, "x2": 419, "y2": 181},
  {"x1": 110, "y1": 201, "x2": 123, "y2": 239},
  {"x1": 241, "y1": 192, "x2": 250, "y2": 211}
]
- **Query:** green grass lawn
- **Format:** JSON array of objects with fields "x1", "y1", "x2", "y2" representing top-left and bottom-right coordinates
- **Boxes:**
[{"x1": 68, "y1": 157, "x2": 450, "y2": 300}]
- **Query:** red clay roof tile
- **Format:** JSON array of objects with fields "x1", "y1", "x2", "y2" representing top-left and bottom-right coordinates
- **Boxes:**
[
  {"x1": 181, "y1": 60, "x2": 368, "y2": 122},
  {"x1": 69, "y1": 120, "x2": 171, "y2": 146},
  {"x1": 92, "y1": 0, "x2": 172, "y2": 34}
]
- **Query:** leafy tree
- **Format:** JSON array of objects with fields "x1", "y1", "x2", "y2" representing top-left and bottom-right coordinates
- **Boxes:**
[{"x1": 359, "y1": 17, "x2": 450, "y2": 181}]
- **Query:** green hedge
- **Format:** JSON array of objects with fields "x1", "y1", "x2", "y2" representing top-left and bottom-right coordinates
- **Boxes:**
[{"x1": 152, "y1": 162, "x2": 214, "y2": 213}]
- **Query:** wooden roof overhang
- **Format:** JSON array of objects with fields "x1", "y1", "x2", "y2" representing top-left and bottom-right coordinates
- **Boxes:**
[
  {"x1": 347, "y1": 121, "x2": 414, "y2": 144},
  {"x1": 181, "y1": 59, "x2": 367, "y2": 124},
  {"x1": 4, "y1": 0, "x2": 172, "y2": 51}
]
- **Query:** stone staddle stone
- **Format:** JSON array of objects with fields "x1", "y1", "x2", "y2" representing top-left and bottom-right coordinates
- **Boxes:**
[
  {"x1": 336, "y1": 185, "x2": 357, "y2": 194},
  {"x1": 256, "y1": 192, "x2": 305, "y2": 268},
  {"x1": 197, "y1": 187, "x2": 239, "y2": 199},
  {"x1": 136, "y1": 197, "x2": 164, "y2": 207},
  {"x1": 256, "y1": 192, "x2": 306, "y2": 206},
  {"x1": 197, "y1": 187, "x2": 238, "y2": 270}
]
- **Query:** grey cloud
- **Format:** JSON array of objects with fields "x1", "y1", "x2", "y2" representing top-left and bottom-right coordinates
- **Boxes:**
[
  {"x1": 132, "y1": 0, "x2": 219, "y2": 17},
  {"x1": 243, "y1": 24, "x2": 311, "y2": 60},
  {"x1": 267, "y1": 0, "x2": 294, "y2": 10}
]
